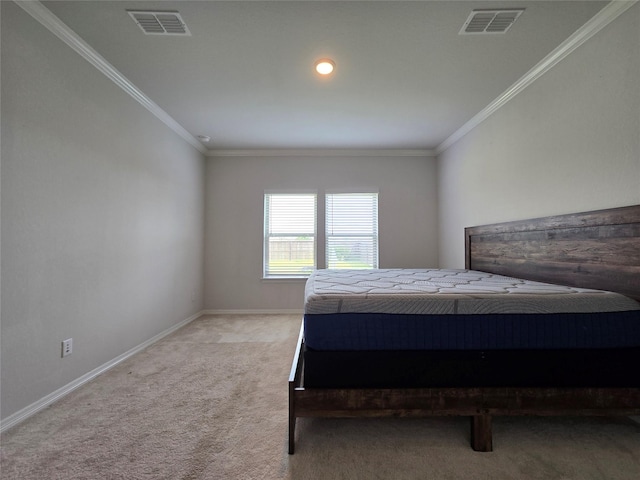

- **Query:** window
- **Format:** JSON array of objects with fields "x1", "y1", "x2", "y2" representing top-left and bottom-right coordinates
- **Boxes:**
[
  {"x1": 326, "y1": 192, "x2": 378, "y2": 269},
  {"x1": 263, "y1": 191, "x2": 379, "y2": 278},
  {"x1": 263, "y1": 193, "x2": 316, "y2": 277}
]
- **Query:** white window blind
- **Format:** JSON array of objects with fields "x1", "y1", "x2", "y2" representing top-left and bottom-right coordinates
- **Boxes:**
[
  {"x1": 264, "y1": 193, "x2": 316, "y2": 277},
  {"x1": 326, "y1": 192, "x2": 378, "y2": 269}
]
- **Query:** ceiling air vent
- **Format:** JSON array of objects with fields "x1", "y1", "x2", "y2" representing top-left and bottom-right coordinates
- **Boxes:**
[
  {"x1": 459, "y1": 9, "x2": 524, "y2": 35},
  {"x1": 128, "y1": 11, "x2": 191, "y2": 36}
]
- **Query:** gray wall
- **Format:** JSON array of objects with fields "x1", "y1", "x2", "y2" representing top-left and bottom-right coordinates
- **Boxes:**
[
  {"x1": 1, "y1": 3, "x2": 205, "y2": 420},
  {"x1": 204, "y1": 155, "x2": 439, "y2": 311},
  {"x1": 437, "y1": 3, "x2": 640, "y2": 268}
]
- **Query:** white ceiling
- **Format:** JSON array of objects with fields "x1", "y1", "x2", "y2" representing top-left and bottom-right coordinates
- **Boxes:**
[{"x1": 39, "y1": 0, "x2": 610, "y2": 153}]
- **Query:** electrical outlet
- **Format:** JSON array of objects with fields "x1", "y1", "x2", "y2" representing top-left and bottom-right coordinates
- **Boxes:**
[{"x1": 61, "y1": 338, "x2": 73, "y2": 358}]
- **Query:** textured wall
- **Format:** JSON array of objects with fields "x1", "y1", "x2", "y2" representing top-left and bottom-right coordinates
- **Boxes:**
[
  {"x1": 1, "y1": 3, "x2": 205, "y2": 420},
  {"x1": 437, "y1": 4, "x2": 640, "y2": 268},
  {"x1": 204, "y1": 154, "x2": 439, "y2": 311}
]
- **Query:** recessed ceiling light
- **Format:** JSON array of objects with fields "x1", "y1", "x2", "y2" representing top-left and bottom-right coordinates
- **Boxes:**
[
  {"x1": 197, "y1": 135, "x2": 211, "y2": 142},
  {"x1": 315, "y1": 59, "x2": 335, "y2": 75}
]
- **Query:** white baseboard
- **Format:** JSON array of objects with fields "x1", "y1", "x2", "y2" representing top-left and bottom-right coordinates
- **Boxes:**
[
  {"x1": 0, "y1": 311, "x2": 204, "y2": 434},
  {"x1": 202, "y1": 309, "x2": 303, "y2": 315}
]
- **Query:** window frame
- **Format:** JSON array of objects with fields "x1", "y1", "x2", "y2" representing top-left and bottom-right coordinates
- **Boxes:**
[
  {"x1": 325, "y1": 191, "x2": 379, "y2": 270},
  {"x1": 263, "y1": 191, "x2": 317, "y2": 279},
  {"x1": 263, "y1": 189, "x2": 379, "y2": 279}
]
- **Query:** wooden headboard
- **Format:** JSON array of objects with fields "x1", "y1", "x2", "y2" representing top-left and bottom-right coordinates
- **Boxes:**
[{"x1": 465, "y1": 205, "x2": 640, "y2": 302}]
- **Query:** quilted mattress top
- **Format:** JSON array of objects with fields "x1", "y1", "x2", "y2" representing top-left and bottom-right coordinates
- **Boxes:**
[{"x1": 304, "y1": 268, "x2": 640, "y2": 315}]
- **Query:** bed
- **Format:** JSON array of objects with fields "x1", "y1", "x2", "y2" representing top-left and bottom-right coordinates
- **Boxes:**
[{"x1": 288, "y1": 204, "x2": 640, "y2": 453}]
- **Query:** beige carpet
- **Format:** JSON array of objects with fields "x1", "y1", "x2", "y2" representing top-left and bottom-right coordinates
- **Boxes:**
[{"x1": 1, "y1": 314, "x2": 639, "y2": 480}]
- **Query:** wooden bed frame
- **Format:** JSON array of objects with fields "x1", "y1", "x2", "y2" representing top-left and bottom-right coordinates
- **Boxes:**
[{"x1": 288, "y1": 204, "x2": 640, "y2": 454}]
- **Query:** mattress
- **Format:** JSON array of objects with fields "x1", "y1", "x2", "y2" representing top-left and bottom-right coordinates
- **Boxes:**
[
  {"x1": 303, "y1": 269, "x2": 640, "y2": 351},
  {"x1": 302, "y1": 347, "x2": 640, "y2": 388}
]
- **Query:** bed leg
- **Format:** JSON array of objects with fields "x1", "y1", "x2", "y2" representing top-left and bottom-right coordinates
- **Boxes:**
[
  {"x1": 288, "y1": 414, "x2": 296, "y2": 455},
  {"x1": 288, "y1": 321, "x2": 305, "y2": 454},
  {"x1": 470, "y1": 414, "x2": 493, "y2": 452},
  {"x1": 288, "y1": 381, "x2": 296, "y2": 454}
]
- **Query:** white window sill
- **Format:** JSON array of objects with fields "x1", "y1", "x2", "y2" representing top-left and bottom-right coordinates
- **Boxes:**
[{"x1": 261, "y1": 277, "x2": 309, "y2": 283}]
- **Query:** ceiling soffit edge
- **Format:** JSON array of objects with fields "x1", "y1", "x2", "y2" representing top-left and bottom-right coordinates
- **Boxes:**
[{"x1": 206, "y1": 149, "x2": 437, "y2": 158}]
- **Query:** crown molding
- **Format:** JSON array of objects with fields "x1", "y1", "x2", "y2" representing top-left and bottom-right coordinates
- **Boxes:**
[
  {"x1": 16, "y1": 0, "x2": 636, "y2": 159},
  {"x1": 206, "y1": 148, "x2": 437, "y2": 158},
  {"x1": 15, "y1": 0, "x2": 208, "y2": 155},
  {"x1": 14, "y1": 1, "x2": 433, "y2": 159},
  {"x1": 435, "y1": 0, "x2": 638, "y2": 155}
]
